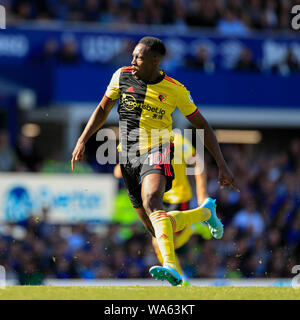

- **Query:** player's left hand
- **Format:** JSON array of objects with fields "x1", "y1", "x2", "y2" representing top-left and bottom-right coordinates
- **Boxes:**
[{"x1": 218, "y1": 164, "x2": 240, "y2": 192}]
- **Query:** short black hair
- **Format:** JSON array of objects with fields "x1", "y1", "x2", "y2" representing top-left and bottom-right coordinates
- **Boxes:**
[{"x1": 138, "y1": 36, "x2": 166, "y2": 57}]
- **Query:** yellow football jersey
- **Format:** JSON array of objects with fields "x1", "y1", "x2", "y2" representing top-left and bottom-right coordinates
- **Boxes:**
[
  {"x1": 105, "y1": 66, "x2": 199, "y2": 155},
  {"x1": 163, "y1": 133, "x2": 195, "y2": 204}
]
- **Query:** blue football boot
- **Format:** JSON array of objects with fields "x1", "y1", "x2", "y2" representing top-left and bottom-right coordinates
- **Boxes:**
[
  {"x1": 201, "y1": 198, "x2": 223, "y2": 239},
  {"x1": 149, "y1": 265, "x2": 183, "y2": 286}
]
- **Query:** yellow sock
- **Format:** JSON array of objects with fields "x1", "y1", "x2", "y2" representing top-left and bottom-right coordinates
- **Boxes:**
[
  {"x1": 174, "y1": 254, "x2": 183, "y2": 276},
  {"x1": 174, "y1": 227, "x2": 194, "y2": 250},
  {"x1": 167, "y1": 207, "x2": 211, "y2": 233},
  {"x1": 149, "y1": 210, "x2": 177, "y2": 271},
  {"x1": 152, "y1": 237, "x2": 183, "y2": 275},
  {"x1": 152, "y1": 237, "x2": 164, "y2": 265}
]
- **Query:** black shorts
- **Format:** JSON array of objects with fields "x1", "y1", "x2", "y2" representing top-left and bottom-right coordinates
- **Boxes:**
[{"x1": 120, "y1": 142, "x2": 175, "y2": 208}]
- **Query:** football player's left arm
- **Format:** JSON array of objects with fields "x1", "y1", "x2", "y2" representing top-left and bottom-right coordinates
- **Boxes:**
[
  {"x1": 188, "y1": 111, "x2": 239, "y2": 192},
  {"x1": 186, "y1": 152, "x2": 207, "y2": 205}
]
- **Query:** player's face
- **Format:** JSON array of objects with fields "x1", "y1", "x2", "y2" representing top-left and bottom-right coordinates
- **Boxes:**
[{"x1": 131, "y1": 43, "x2": 157, "y2": 80}]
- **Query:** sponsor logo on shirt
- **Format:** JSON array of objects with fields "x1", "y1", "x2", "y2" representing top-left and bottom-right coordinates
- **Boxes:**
[{"x1": 121, "y1": 93, "x2": 166, "y2": 116}]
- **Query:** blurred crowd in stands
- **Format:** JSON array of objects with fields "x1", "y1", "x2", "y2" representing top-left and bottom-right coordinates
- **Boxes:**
[
  {"x1": 5, "y1": 1, "x2": 300, "y2": 75},
  {"x1": 30, "y1": 35, "x2": 300, "y2": 75},
  {"x1": 4, "y1": 0, "x2": 300, "y2": 33},
  {"x1": 0, "y1": 127, "x2": 300, "y2": 284}
]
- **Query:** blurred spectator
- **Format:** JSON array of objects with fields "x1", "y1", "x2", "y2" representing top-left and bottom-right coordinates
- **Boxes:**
[
  {"x1": 0, "y1": 130, "x2": 18, "y2": 171},
  {"x1": 53, "y1": 259, "x2": 78, "y2": 279},
  {"x1": 233, "y1": 199, "x2": 264, "y2": 238},
  {"x1": 109, "y1": 39, "x2": 136, "y2": 67},
  {"x1": 64, "y1": 0, "x2": 84, "y2": 22},
  {"x1": 98, "y1": 1, "x2": 116, "y2": 24},
  {"x1": 288, "y1": 138, "x2": 300, "y2": 170},
  {"x1": 267, "y1": 227, "x2": 283, "y2": 251},
  {"x1": 66, "y1": 224, "x2": 87, "y2": 251},
  {"x1": 286, "y1": 207, "x2": 300, "y2": 246},
  {"x1": 173, "y1": 0, "x2": 188, "y2": 33},
  {"x1": 272, "y1": 50, "x2": 300, "y2": 75},
  {"x1": 224, "y1": 255, "x2": 243, "y2": 279},
  {"x1": 15, "y1": 134, "x2": 43, "y2": 172},
  {"x1": 186, "y1": 0, "x2": 220, "y2": 27},
  {"x1": 59, "y1": 35, "x2": 79, "y2": 64},
  {"x1": 38, "y1": 38, "x2": 60, "y2": 65},
  {"x1": 246, "y1": 0, "x2": 264, "y2": 29},
  {"x1": 261, "y1": 0, "x2": 279, "y2": 29},
  {"x1": 160, "y1": 49, "x2": 183, "y2": 73},
  {"x1": 234, "y1": 47, "x2": 260, "y2": 72},
  {"x1": 266, "y1": 247, "x2": 287, "y2": 277},
  {"x1": 217, "y1": 9, "x2": 250, "y2": 36},
  {"x1": 2, "y1": 0, "x2": 295, "y2": 32},
  {"x1": 82, "y1": 0, "x2": 101, "y2": 22},
  {"x1": 185, "y1": 45, "x2": 215, "y2": 73},
  {"x1": 12, "y1": 0, "x2": 33, "y2": 20}
]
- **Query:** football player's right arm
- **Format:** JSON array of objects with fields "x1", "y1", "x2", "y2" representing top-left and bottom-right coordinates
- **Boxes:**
[
  {"x1": 71, "y1": 96, "x2": 118, "y2": 170},
  {"x1": 71, "y1": 68, "x2": 121, "y2": 171}
]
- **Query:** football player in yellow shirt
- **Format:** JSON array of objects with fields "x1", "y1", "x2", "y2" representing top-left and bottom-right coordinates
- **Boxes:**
[
  {"x1": 71, "y1": 36, "x2": 239, "y2": 286},
  {"x1": 114, "y1": 132, "x2": 211, "y2": 285}
]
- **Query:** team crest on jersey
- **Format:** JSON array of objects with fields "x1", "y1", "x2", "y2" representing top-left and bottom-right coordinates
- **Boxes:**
[{"x1": 158, "y1": 94, "x2": 167, "y2": 103}]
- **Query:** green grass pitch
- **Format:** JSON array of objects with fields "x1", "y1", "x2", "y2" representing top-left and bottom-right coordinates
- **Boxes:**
[{"x1": 0, "y1": 286, "x2": 299, "y2": 300}]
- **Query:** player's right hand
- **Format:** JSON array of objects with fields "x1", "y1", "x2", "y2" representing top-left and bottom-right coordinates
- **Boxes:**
[
  {"x1": 71, "y1": 141, "x2": 85, "y2": 171},
  {"x1": 113, "y1": 164, "x2": 123, "y2": 179}
]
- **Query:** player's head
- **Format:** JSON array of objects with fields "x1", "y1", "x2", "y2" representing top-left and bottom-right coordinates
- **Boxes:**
[{"x1": 131, "y1": 36, "x2": 166, "y2": 80}]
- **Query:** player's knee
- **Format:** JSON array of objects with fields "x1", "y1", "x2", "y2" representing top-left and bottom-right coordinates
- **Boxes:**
[{"x1": 143, "y1": 191, "x2": 162, "y2": 214}]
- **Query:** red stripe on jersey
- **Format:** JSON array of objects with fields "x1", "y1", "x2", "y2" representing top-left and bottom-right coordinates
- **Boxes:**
[
  {"x1": 121, "y1": 66, "x2": 133, "y2": 73},
  {"x1": 186, "y1": 108, "x2": 199, "y2": 119},
  {"x1": 164, "y1": 75, "x2": 182, "y2": 86}
]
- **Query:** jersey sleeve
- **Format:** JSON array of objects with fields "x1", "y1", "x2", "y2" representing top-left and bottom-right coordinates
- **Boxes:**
[
  {"x1": 176, "y1": 86, "x2": 199, "y2": 119},
  {"x1": 105, "y1": 68, "x2": 121, "y2": 100}
]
